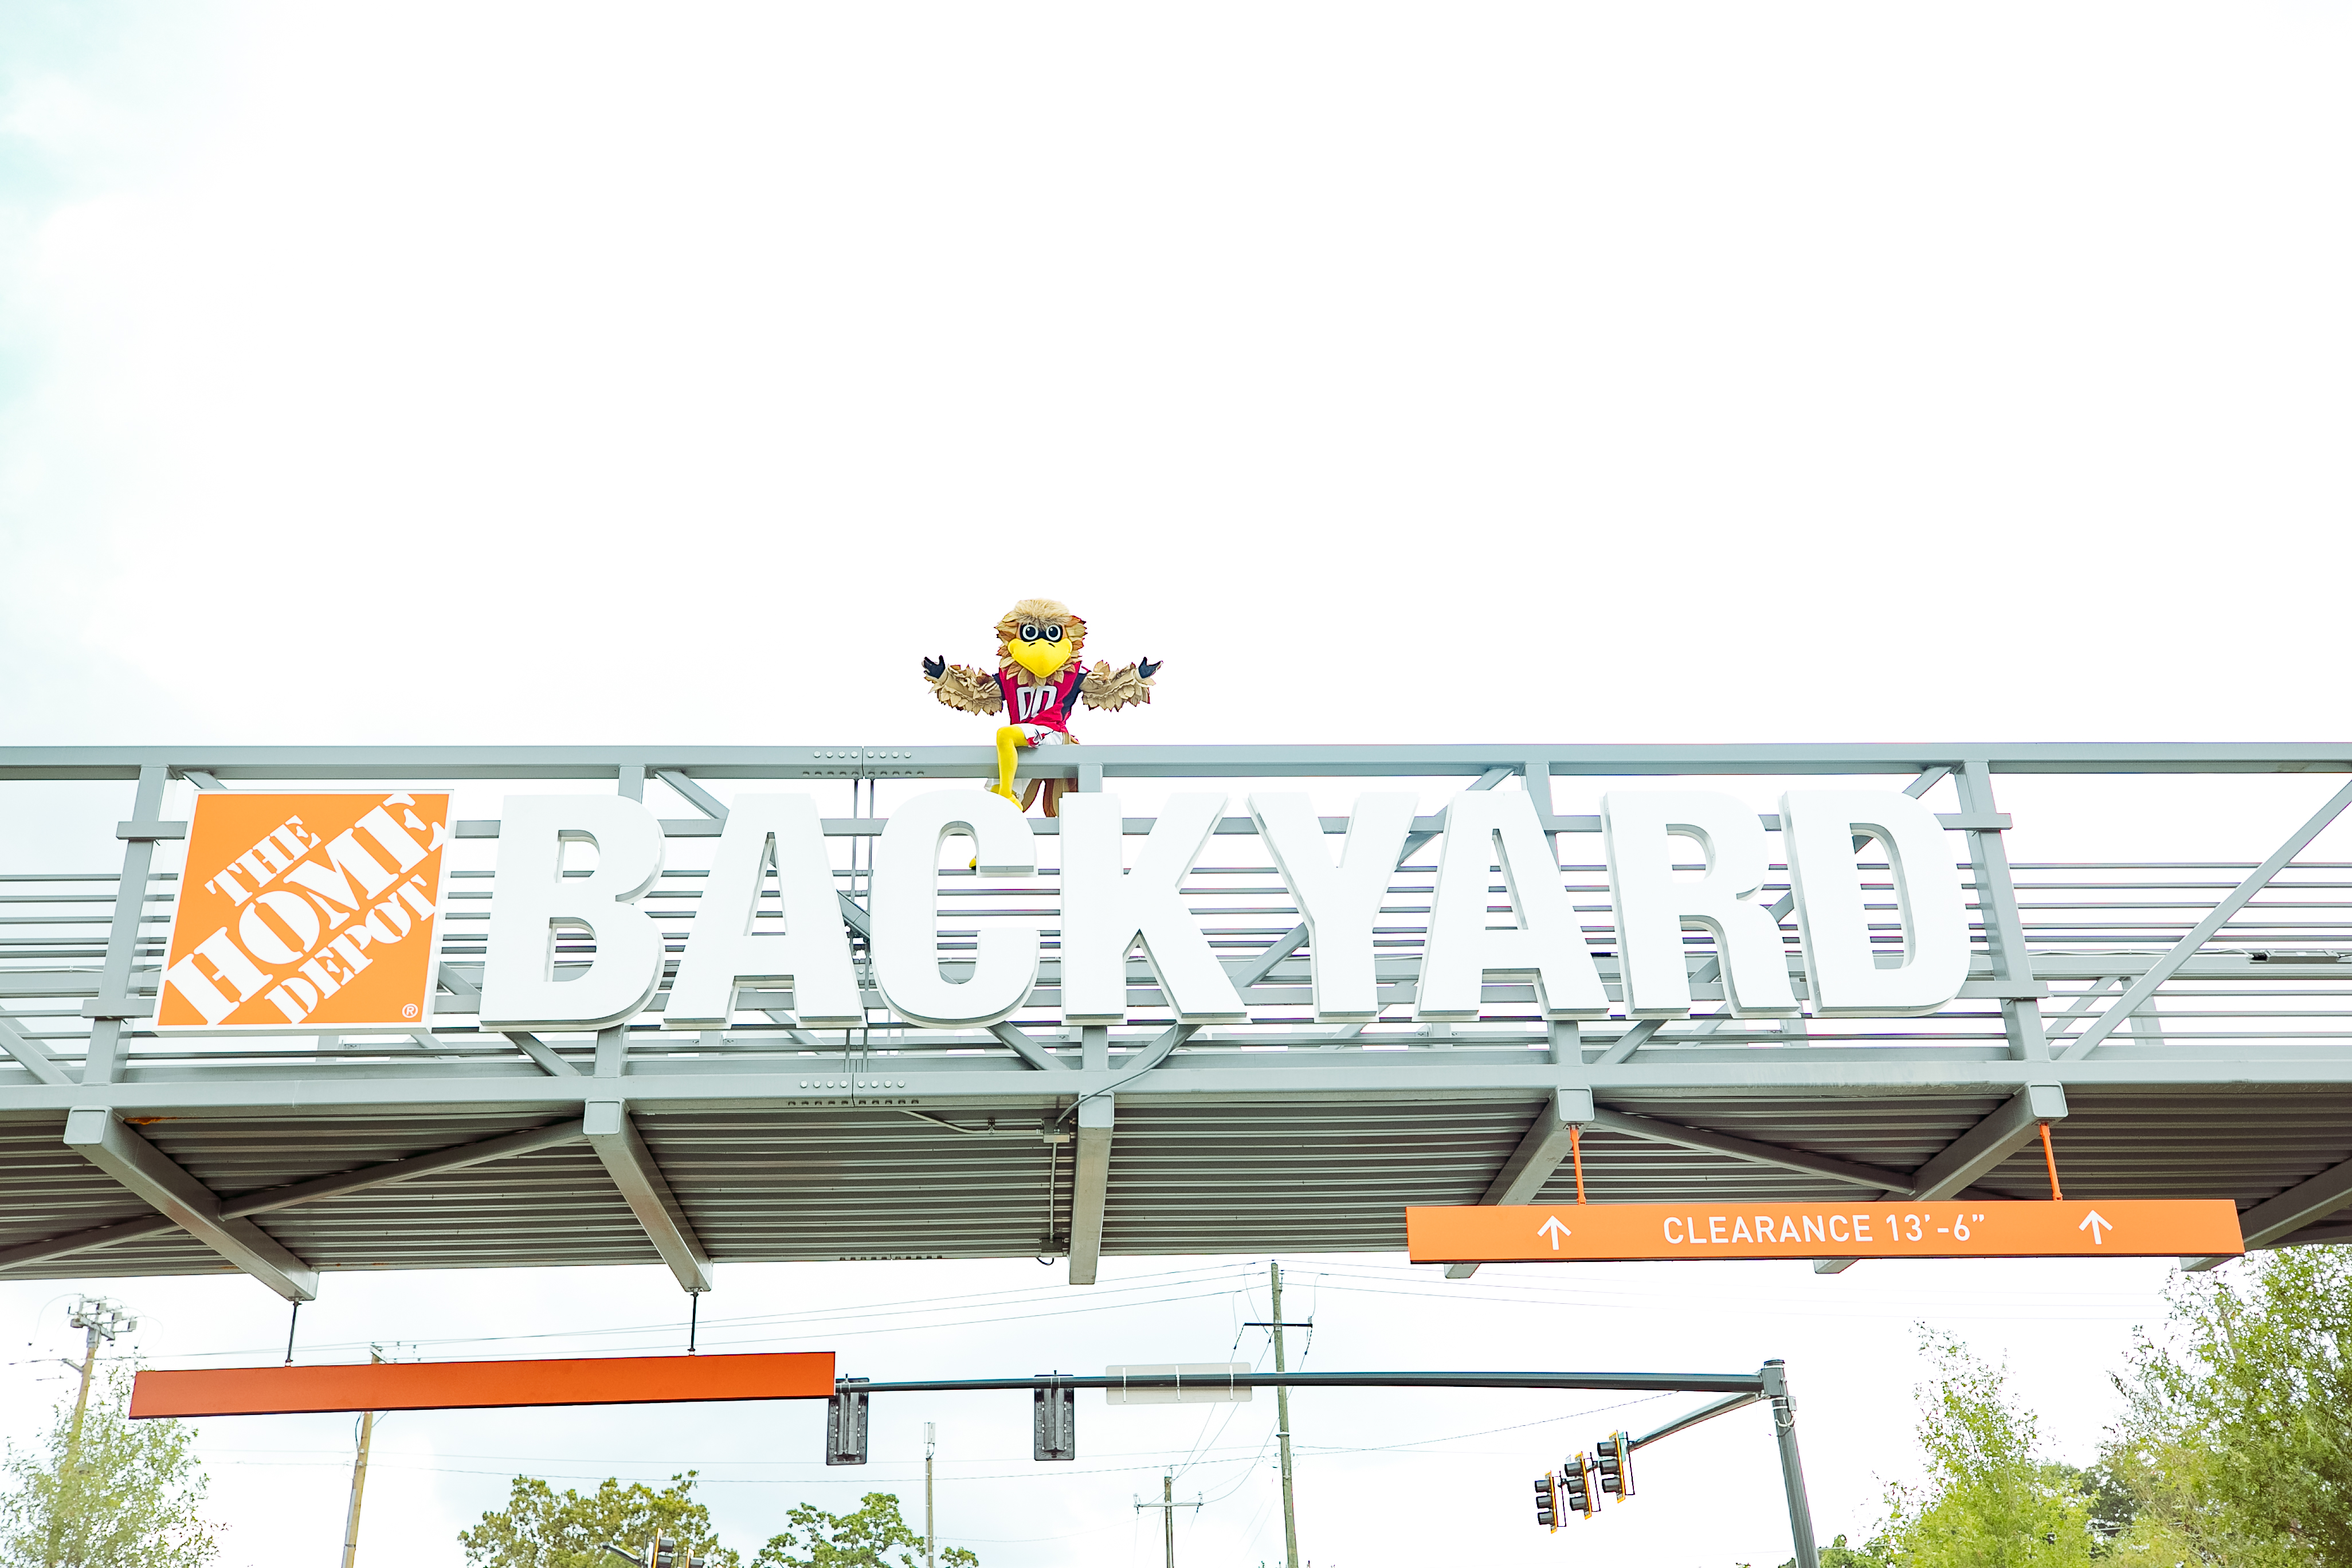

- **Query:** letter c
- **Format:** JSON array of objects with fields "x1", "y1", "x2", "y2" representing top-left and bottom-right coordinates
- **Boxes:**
[
  {"x1": 1664, "y1": 1216, "x2": 1684, "y2": 1244},
  {"x1": 1829, "y1": 1214, "x2": 1851, "y2": 1242}
]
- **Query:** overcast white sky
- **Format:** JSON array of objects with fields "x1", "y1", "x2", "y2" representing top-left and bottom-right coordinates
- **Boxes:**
[{"x1": 3, "y1": 3, "x2": 2350, "y2": 1566}]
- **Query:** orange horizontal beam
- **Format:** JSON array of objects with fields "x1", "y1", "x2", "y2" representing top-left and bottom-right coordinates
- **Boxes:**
[
  {"x1": 130, "y1": 1351, "x2": 836, "y2": 1418},
  {"x1": 1406, "y1": 1199, "x2": 2244, "y2": 1263}
]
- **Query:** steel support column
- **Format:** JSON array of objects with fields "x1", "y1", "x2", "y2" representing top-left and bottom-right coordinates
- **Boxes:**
[
  {"x1": 583, "y1": 1101, "x2": 713, "y2": 1292},
  {"x1": 1953, "y1": 760, "x2": 2050, "y2": 1063},
  {"x1": 1068, "y1": 1095, "x2": 1115, "y2": 1285}
]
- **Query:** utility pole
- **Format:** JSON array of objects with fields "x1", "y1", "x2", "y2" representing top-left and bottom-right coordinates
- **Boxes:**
[
  {"x1": 48, "y1": 1297, "x2": 136, "y2": 1568},
  {"x1": 1132, "y1": 1473, "x2": 1198, "y2": 1568},
  {"x1": 923, "y1": 1422, "x2": 935, "y2": 1568},
  {"x1": 1269, "y1": 1262, "x2": 1300, "y2": 1568},
  {"x1": 339, "y1": 1347, "x2": 386, "y2": 1568}
]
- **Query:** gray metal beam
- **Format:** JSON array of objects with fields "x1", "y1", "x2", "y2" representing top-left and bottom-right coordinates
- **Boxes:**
[
  {"x1": 1815, "y1": 1084, "x2": 2068, "y2": 1274},
  {"x1": 1067, "y1": 1094, "x2": 1115, "y2": 1286},
  {"x1": 2182, "y1": 1153, "x2": 2352, "y2": 1271},
  {"x1": 13, "y1": 1050, "x2": 2352, "y2": 1123},
  {"x1": 583, "y1": 1100, "x2": 712, "y2": 1292},
  {"x1": 1446, "y1": 1087, "x2": 1595, "y2": 1280},
  {"x1": 1589, "y1": 1108, "x2": 1915, "y2": 1194},
  {"x1": 12, "y1": 742, "x2": 2352, "y2": 783},
  {"x1": 62, "y1": 1107, "x2": 318, "y2": 1301},
  {"x1": 2067, "y1": 776, "x2": 2352, "y2": 1061}
]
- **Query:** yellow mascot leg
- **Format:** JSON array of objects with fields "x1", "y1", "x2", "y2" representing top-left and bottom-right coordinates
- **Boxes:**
[{"x1": 992, "y1": 726, "x2": 1029, "y2": 803}]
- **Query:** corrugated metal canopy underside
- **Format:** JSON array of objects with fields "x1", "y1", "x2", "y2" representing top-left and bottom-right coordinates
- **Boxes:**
[{"x1": 5, "y1": 1087, "x2": 2349, "y2": 1281}]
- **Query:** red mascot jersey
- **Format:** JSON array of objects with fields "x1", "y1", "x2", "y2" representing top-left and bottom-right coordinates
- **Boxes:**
[{"x1": 997, "y1": 663, "x2": 1085, "y2": 734}]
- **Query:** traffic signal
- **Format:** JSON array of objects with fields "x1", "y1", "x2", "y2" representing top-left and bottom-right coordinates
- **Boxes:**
[
  {"x1": 653, "y1": 1542, "x2": 705, "y2": 1568},
  {"x1": 826, "y1": 1377, "x2": 869, "y2": 1465},
  {"x1": 1533, "y1": 1473, "x2": 1557, "y2": 1529},
  {"x1": 1595, "y1": 1431, "x2": 1635, "y2": 1499},
  {"x1": 1560, "y1": 1453, "x2": 1598, "y2": 1519},
  {"x1": 1034, "y1": 1373, "x2": 1076, "y2": 1461}
]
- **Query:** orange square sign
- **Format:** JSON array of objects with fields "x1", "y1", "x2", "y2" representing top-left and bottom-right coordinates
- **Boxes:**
[{"x1": 157, "y1": 791, "x2": 452, "y2": 1032}]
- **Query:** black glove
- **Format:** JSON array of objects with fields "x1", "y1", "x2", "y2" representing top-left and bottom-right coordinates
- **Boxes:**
[
  {"x1": 1137, "y1": 657, "x2": 1162, "y2": 680},
  {"x1": 922, "y1": 655, "x2": 947, "y2": 680}
]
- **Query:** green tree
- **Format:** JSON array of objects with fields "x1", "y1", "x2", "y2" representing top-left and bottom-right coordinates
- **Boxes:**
[
  {"x1": 0, "y1": 1363, "x2": 218, "y2": 1568},
  {"x1": 1880, "y1": 1331, "x2": 2098, "y2": 1568},
  {"x1": 750, "y1": 1493, "x2": 975, "y2": 1568},
  {"x1": 460, "y1": 1473, "x2": 742, "y2": 1568},
  {"x1": 2107, "y1": 1244, "x2": 2352, "y2": 1566}
]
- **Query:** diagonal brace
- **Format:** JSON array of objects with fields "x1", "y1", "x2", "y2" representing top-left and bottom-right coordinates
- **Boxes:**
[
  {"x1": 1591, "y1": 1108, "x2": 1914, "y2": 1194},
  {"x1": 0, "y1": 1006, "x2": 69, "y2": 1086},
  {"x1": 63, "y1": 1107, "x2": 318, "y2": 1301},
  {"x1": 2067, "y1": 778, "x2": 2352, "y2": 1061},
  {"x1": 990, "y1": 1021, "x2": 1074, "y2": 1070},
  {"x1": 2182, "y1": 1151, "x2": 2352, "y2": 1271},
  {"x1": 1814, "y1": 1084, "x2": 2068, "y2": 1273},
  {"x1": 1447, "y1": 1088, "x2": 1595, "y2": 1280},
  {"x1": 6, "y1": 1120, "x2": 585, "y2": 1275}
]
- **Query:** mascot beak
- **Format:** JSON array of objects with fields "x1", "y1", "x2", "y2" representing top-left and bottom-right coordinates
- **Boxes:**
[{"x1": 1009, "y1": 638, "x2": 1071, "y2": 679}]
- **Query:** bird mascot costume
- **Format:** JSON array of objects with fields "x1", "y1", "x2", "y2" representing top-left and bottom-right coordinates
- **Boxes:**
[{"x1": 922, "y1": 598, "x2": 1160, "y2": 816}]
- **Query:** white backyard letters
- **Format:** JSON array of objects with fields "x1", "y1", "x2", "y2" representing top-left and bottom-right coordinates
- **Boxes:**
[
  {"x1": 479, "y1": 795, "x2": 669, "y2": 1030},
  {"x1": 662, "y1": 795, "x2": 863, "y2": 1030},
  {"x1": 470, "y1": 785, "x2": 1974, "y2": 1034}
]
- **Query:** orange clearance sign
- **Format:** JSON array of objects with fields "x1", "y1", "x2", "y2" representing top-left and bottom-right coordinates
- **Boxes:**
[
  {"x1": 1406, "y1": 1199, "x2": 2245, "y2": 1264},
  {"x1": 156, "y1": 791, "x2": 452, "y2": 1032}
]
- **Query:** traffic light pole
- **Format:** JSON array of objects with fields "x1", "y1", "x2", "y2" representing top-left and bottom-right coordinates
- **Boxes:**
[
  {"x1": 840, "y1": 1363, "x2": 1818, "y2": 1568},
  {"x1": 1761, "y1": 1361, "x2": 1818, "y2": 1568}
]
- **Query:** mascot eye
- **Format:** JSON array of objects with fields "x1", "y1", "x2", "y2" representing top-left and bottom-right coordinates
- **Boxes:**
[
  {"x1": 1044, "y1": 625, "x2": 1063, "y2": 642},
  {"x1": 1018, "y1": 625, "x2": 1041, "y2": 642}
]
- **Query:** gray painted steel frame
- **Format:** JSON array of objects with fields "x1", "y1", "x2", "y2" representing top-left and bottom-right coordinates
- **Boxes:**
[{"x1": 6, "y1": 742, "x2": 2352, "y2": 1297}]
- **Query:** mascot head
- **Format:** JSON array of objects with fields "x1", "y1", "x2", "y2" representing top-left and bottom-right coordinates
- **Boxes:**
[{"x1": 994, "y1": 598, "x2": 1088, "y2": 681}]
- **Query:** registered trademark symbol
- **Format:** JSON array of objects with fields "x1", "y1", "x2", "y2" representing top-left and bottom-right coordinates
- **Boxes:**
[{"x1": 402, "y1": 1003, "x2": 419, "y2": 1019}]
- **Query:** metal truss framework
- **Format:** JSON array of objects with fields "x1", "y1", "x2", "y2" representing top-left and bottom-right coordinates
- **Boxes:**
[{"x1": 6, "y1": 743, "x2": 2352, "y2": 1299}]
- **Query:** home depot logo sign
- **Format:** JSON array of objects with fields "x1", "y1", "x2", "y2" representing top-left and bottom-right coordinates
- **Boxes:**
[{"x1": 157, "y1": 793, "x2": 450, "y2": 1031}]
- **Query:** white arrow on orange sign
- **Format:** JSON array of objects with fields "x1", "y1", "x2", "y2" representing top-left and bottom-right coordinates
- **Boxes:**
[
  {"x1": 2078, "y1": 1210, "x2": 2113, "y2": 1245},
  {"x1": 1538, "y1": 1216, "x2": 1571, "y2": 1251}
]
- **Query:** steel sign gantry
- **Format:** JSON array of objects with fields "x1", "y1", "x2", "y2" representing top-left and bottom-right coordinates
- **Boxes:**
[{"x1": 5, "y1": 742, "x2": 2352, "y2": 1296}]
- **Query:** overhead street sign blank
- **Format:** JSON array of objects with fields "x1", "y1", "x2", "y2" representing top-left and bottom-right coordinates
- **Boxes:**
[
  {"x1": 1405, "y1": 1200, "x2": 2245, "y2": 1264},
  {"x1": 128, "y1": 1351, "x2": 836, "y2": 1418}
]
